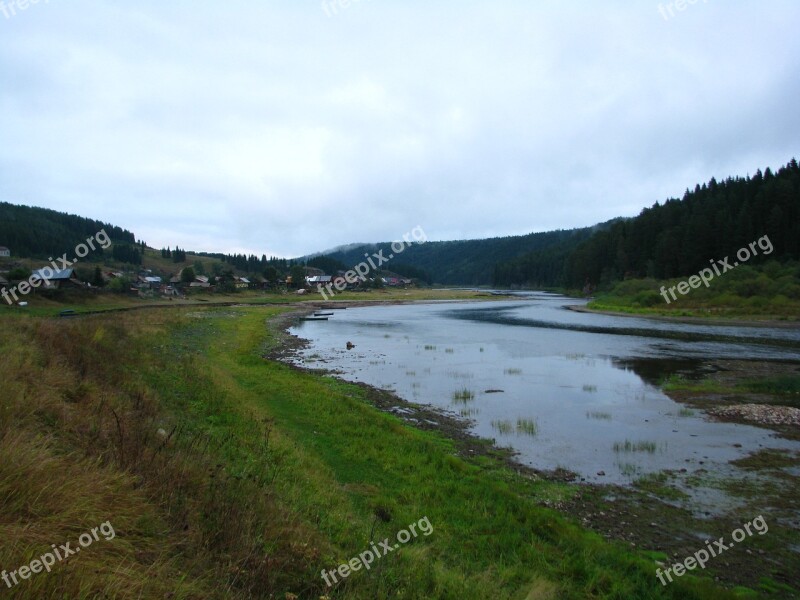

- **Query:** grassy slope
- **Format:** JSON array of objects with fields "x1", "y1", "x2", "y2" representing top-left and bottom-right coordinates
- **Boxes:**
[
  {"x1": 586, "y1": 263, "x2": 800, "y2": 320},
  {"x1": 0, "y1": 306, "x2": 746, "y2": 598}
]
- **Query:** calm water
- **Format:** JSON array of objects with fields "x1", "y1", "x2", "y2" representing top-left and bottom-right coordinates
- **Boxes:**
[{"x1": 288, "y1": 293, "x2": 800, "y2": 498}]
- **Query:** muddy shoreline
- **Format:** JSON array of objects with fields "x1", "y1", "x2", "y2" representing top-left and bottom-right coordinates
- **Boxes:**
[
  {"x1": 263, "y1": 302, "x2": 800, "y2": 594},
  {"x1": 264, "y1": 305, "x2": 578, "y2": 482}
]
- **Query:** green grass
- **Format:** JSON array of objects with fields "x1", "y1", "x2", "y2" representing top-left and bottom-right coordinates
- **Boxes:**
[
  {"x1": 490, "y1": 420, "x2": 515, "y2": 435},
  {"x1": 663, "y1": 373, "x2": 800, "y2": 409},
  {"x1": 739, "y1": 375, "x2": 800, "y2": 396},
  {"x1": 451, "y1": 387, "x2": 476, "y2": 404},
  {"x1": 634, "y1": 473, "x2": 690, "y2": 501},
  {"x1": 662, "y1": 374, "x2": 728, "y2": 394},
  {"x1": 0, "y1": 306, "x2": 745, "y2": 599},
  {"x1": 515, "y1": 418, "x2": 539, "y2": 436},
  {"x1": 585, "y1": 262, "x2": 800, "y2": 319},
  {"x1": 613, "y1": 440, "x2": 659, "y2": 454},
  {"x1": 491, "y1": 418, "x2": 539, "y2": 437}
]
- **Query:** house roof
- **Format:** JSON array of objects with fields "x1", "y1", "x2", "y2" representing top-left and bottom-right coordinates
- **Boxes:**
[
  {"x1": 32, "y1": 268, "x2": 74, "y2": 281},
  {"x1": 144, "y1": 276, "x2": 162, "y2": 283},
  {"x1": 0, "y1": 246, "x2": 9, "y2": 252}
]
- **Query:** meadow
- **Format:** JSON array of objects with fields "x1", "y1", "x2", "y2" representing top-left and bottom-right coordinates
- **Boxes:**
[{"x1": 0, "y1": 305, "x2": 747, "y2": 598}]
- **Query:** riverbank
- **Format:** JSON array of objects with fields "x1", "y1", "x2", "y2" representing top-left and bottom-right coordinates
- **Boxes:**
[
  {"x1": 577, "y1": 266, "x2": 800, "y2": 322},
  {"x1": 278, "y1": 302, "x2": 800, "y2": 596},
  {"x1": 0, "y1": 303, "x2": 743, "y2": 599},
  {"x1": 0, "y1": 287, "x2": 492, "y2": 318},
  {"x1": 567, "y1": 304, "x2": 800, "y2": 329}
]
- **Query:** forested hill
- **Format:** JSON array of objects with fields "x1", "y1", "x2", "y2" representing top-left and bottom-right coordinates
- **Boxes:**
[
  {"x1": 323, "y1": 226, "x2": 602, "y2": 286},
  {"x1": 0, "y1": 202, "x2": 136, "y2": 259},
  {"x1": 494, "y1": 159, "x2": 800, "y2": 289}
]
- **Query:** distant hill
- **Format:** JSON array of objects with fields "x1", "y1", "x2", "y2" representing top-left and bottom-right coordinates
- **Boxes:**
[
  {"x1": 0, "y1": 202, "x2": 137, "y2": 260},
  {"x1": 321, "y1": 227, "x2": 601, "y2": 286}
]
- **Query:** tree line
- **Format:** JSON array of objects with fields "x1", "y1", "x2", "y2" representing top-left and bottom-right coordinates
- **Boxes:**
[
  {"x1": 0, "y1": 202, "x2": 136, "y2": 259},
  {"x1": 322, "y1": 228, "x2": 596, "y2": 286},
  {"x1": 494, "y1": 159, "x2": 800, "y2": 288}
]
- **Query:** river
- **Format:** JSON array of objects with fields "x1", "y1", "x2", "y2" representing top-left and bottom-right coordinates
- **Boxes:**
[{"x1": 289, "y1": 292, "x2": 800, "y2": 499}]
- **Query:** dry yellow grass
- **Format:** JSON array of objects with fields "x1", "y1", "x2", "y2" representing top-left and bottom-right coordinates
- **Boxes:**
[{"x1": 0, "y1": 311, "x2": 320, "y2": 598}]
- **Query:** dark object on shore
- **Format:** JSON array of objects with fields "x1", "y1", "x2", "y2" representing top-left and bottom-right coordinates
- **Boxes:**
[
  {"x1": 301, "y1": 316, "x2": 328, "y2": 321},
  {"x1": 59, "y1": 309, "x2": 77, "y2": 318},
  {"x1": 346, "y1": 341, "x2": 356, "y2": 350}
]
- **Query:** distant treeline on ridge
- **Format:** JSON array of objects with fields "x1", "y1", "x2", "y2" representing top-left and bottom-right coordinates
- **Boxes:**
[
  {"x1": 493, "y1": 158, "x2": 800, "y2": 288},
  {"x1": 0, "y1": 202, "x2": 136, "y2": 260}
]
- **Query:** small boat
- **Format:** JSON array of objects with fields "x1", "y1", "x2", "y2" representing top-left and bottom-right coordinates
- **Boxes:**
[
  {"x1": 314, "y1": 312, "x2": 334, "y2": 316},
  {"x1": 300, "y1": 316, "x2": 328, "y2": 321}
]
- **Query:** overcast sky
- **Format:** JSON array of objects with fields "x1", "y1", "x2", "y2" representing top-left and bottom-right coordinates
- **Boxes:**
[{"x1": 1, "y1": 1, "x2": 798, "y2": 257}]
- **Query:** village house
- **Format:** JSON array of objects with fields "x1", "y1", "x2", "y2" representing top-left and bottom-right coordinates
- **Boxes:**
[
  {"x1": 101, "y1": 270, "x2": 125, "y2": 284},
  {"x1": 306, "y1": 275, "x2": 332, "y2": 286},
  {"x1": 188, "y1": 274, "x2": 211, "y2": 290},
  {"x1": 139, "y1": 275, "x2": 162, "y2": 290},
  {"x1": 31, "y1": 268, "x2": 83, "y2": 290},
  {"x1": 234, "y1": 276, "x2": 251, "y2": 289},
  {"x1": 0, "y1": 247, "x2": 10, "y2": 258}
]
